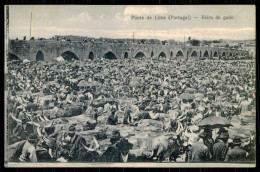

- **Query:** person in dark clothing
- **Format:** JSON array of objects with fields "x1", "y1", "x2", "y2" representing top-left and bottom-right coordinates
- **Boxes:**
[
  {"x1": 225, "y1": 136, "x2": 248, "y2": 162},
  {"x1": 12, "y1": 115, "x2": 35, "y2": 141},
  {"x1": 213, "y1": 132, "x2": 229, "y2": 161},
  {"x1": 123, "y1": 109, "x2": 132, "y2": 124},
  {"x1": 36, "y1": 138, "x2": 54, "y2": 162},
  {"x1": 100, "y1": 138, "x2": 134, "y2": 162},
  {"x1": 107, "y1": 108, "x2": 118, "y2": 125},
  {"x1": 69, "y1": 135, "x2": 100, "y2": 162},
  {"x1": 185, "y1": 144, "x2": 192, "y2": 162},
  {"x1": 99, "y1": 130, "x2": 135, "y2": 162},
  {"x1": 201, "y1": 127, "x2": 214, "y2": 157},
  {"x1": 98, "y1": 130, "x2": 121, "y2": 162},
  {"x1": 246, "y1": 145, "x2": 256, "y2": 161},
  {"x1": 189, "y1": 132, "x2": 212, "y2": 162},
  {"x1": 246, "y1": 135, "x2": 256, "y2": 161},
  {"x1": 55, "y1": 124, "x2": 100, "y2": 162},
  {"x1": 115, "y1": 138, "x2": 135, "y2": 162}
]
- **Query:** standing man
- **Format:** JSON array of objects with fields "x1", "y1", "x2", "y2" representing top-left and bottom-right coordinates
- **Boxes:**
[
  {"x1": 99, "y1": 130, "x2": 121, "y2": 162},
  {"x1": 201, "y1": 127, "x2": 214, "y2": 157},
  {"x1": 189, "y1": 132, "x2": 212, "y2": 162},
  {"x1": 213, "y1": 132, "x2": 229, "y2": 161},
  {"x1": 225, "y1": 136, "x2": 248, "y2": 162},
  {"x1": 12, "y1": 114, "x2": 35, "y2": 141},
  {"x1": 99, "y1": 130, "x2": 134, "y2": 162}
]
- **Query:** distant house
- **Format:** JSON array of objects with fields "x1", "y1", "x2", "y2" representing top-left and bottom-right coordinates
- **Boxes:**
[
  {"x1": 228, "y1": 42, "x2": 239, "y2": 47},
  {"x1": 185, "y1": 43, "x2": 191, "y2": 47},
  {"x1": 210, "y1": 42, "x2": 227, "y2": 48}
]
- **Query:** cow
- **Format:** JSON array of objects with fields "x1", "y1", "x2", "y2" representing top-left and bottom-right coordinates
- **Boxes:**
[{"x1": 129, "y1": 134, "x2": 183, "y2": 162}]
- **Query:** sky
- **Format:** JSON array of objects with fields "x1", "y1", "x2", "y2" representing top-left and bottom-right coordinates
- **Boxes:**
[{"x1": 7, "y1": 5, "x2": 255, "y2": 41}]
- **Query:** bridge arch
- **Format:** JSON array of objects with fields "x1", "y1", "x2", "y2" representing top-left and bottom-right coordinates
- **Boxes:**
[
  {"x1": 103, "y1": 51, "x2": 117, "y2": 60},
  {"x1": 88, "y1": 51, "x2": 94, "y2": 60},
  {"x1": 158, "y1": 51, "x2": 167, "y2": 58},
  {"x1": 176, "y1": 50, "x2": 184, "y2": 57},
  {"x1": 221, "y1": 52, "x2": 226, "y2": 57},
  {"x1": 203, "y1": 51, "x2": 209, "y2": 57},
  {"x1": 229, "y1": 52, "x2": 233, "y2": 57},
  {"x1": 124, "y1": 52, "x2": 128, "y2": 59},
  {"x1": 134, "y1": 51, "x2": 146, "y2": 58},
  {"x1": 191, "y1": 51, "x2": 198, "y2": 57},
  {"x1": 213, "y1": 51, "x2": 218, "y2": 57},
  {"x1": 8, "y1": 53, "x2": 21, "y2": 61},
  {"x1": 36, "y1": 51, "x2": 44, "y2": 61},
  {"x1": 61, "y1": 51, "x2": 79, "y2": 61},
  {"x1": 170, "y1": 51, "x2": 173, "y2": 58}
]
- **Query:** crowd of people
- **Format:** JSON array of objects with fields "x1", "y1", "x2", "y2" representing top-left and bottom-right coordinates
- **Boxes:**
[{"x1": 6, "y1": 54, "x2": 256, "y2": 163}]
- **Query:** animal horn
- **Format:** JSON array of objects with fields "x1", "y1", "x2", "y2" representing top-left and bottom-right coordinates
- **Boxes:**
[
  {"x1": 10, "y1": 113, "x2": 22, "y2": 123},
  {"x1": 175, "y1": 121, "x2": 181, "y2": 134},
  {"x1": 93, "y1": 136, "x2": 100, "y2": 149},
  {"x1": 37, "y1": 126, "x2": 42, "y2": 137},
  {"x1": 81, "y1": 143, "x2": 95, "y2": 152},
  {"x1": 43, "y1": 115, "x2": 49, "y2": 121}
]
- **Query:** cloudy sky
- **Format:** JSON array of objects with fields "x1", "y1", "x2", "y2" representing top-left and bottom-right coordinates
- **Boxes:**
[{"x1": 8, "y1": 5, "x2": 255, "y2": 41}]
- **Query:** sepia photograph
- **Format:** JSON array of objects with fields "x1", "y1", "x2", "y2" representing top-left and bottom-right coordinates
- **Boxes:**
[{"x1": 4, "y1": 5, "x2": 256, "y2": 167}]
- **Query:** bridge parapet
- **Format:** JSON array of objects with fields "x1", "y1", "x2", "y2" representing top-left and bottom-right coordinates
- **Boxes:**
[{"x1": 8, "y1": 40, "x2": 250, "y2": 61}]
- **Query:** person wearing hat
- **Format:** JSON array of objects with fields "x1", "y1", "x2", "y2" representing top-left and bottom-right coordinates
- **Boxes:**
[
  {"x1": 12, "y1": 114, "x2": 35, "y2": 141},
  {"x1": 116, "y1": 138, "x2": 135, "y2": 162},
  {"x1": 35, "y1": 134, "x2": 55, "y2": 162},
  {"x1": 213, "y1": 132, "x2": 229, "y2": 162},
  {"x1": 99, "y1": 130, "x2": 134, "y2": 162},
  {"x1": 224, "y1": 136, "x2": 248, "y2": 162},
  {"x1": 99, "y1": 129, "x2": 121, "y2": 162},
  {"x1": 189, "y1": 131, "x2": 212, "y2": 162},
  {"x1": 56, "y1": 124, "x2": 78, "y2": 160},
  {"x1": 200, "y1": 127, "x2": 214, "y2": 157}
]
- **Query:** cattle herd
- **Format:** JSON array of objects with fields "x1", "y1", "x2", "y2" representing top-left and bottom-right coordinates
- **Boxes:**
[{"x1": 6, "y1": 55, "x2": 256, "y2": 163}]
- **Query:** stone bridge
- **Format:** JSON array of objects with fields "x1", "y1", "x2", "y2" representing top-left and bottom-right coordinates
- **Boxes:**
[{"x1": 8, "y1": 40, "x2": 250, "y2": 61}]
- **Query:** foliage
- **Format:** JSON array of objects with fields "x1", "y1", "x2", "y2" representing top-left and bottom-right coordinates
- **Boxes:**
[{"x1": 189, "y1": 39, "x2": 201, "y2": 46}]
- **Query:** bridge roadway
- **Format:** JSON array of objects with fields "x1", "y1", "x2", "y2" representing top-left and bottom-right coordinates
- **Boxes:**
[{"x1": 8, "y1": 40, "x2": 250, "y2": 61}]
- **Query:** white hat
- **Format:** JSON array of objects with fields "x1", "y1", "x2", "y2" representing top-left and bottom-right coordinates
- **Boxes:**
[{"x1": 228, "y1": 139, "x2": 233, "y2": 143}]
